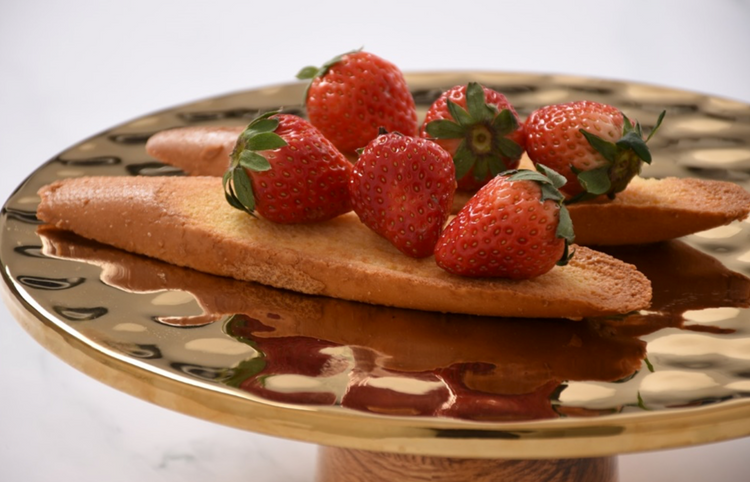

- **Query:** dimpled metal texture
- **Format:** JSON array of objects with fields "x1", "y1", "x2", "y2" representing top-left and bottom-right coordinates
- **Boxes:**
[{"x1": 2, "y1": 73, "x2": 750, "y2": 459}]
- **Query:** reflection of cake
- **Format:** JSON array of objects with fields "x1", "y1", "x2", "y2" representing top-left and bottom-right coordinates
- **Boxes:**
[
  {"x1": 602, "y1": 240, "x2": 750, "y2": 315},
  {"x1": 36, "y1": 175, "x2": 651, "y2": 318},
  {"x1": 147, "y1": 126, "x2": 750, "y2": 246},
  {"x1": 226, "y1": 315, "x2": 604, "y2": 421}
]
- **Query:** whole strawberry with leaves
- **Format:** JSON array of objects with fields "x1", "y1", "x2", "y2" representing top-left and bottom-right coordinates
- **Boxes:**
[
  {"x1": 223, "y1": 112, "x2": 352, "y2": 224},
  {"x1": 297, "y1": 50, "x2": 418, "y2": 155},
  {"x1": 420, "y1": 82, "x2": 525, "y2": 191},
  {"x1": 350, "y1": 131, "x2": 456, "y2": 258},
  {"x1": 434, "y1": 166, "x2": 574, "y2": 279},
  {"x1": 524, "y1": 100, "x2": 665, "y2": 201}
]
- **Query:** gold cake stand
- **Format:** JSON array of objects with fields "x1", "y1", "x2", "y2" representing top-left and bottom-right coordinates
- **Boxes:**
[{"x1": 3, "y1": 72, "x2": 750, "y2": 481}]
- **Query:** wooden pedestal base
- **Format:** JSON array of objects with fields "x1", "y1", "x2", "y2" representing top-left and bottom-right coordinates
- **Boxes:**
[{"x1": 316, "y1": 447, "x2": 618, "y2": 482}]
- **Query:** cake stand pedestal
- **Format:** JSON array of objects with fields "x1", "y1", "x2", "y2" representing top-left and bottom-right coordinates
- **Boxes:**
[{"x1": 316, "y1": 447, "x2": 616, "y2": 482}]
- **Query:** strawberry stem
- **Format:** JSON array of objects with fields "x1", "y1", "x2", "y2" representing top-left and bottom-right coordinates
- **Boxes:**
[
  {"x1": 295, "y1": 48, "x2": 362, "y2": 81},
  {"x1": 470, "y1": 125, "x2": 493, "y2": 154}
]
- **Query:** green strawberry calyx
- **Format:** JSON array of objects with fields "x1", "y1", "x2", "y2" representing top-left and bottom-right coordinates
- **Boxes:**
[
  {"x1": 425, "y1": 82, "x2": 524, "y2": 182},
  {"x1": 296, "y1": 48, "x2": 360, "y2": 81},
  {"x1": 571, "y1": 110, "x2": 666, "y2": 203},
  {"x1": 222, "y1": 111, "x2": 287, "y2": 216},
  {"x1": 506, "y1": 165, "x2": 575, "y2": 267},
  {"x1": 296, "y1": 48, "x2": 362, "y2": 98},
  {"x1": 221, "y1": 315, "x2": 268, "y2": 388}
]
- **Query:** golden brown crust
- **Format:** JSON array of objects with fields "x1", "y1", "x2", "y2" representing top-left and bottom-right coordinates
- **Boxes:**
[
  {"x1": 567, "y1": 176, "x2": 750, "y2": 245},
  {"x1": 145, "y1": 126, "x2": 243, "y2": 177},
  {"x1": 36, "y1": 176, "x2": 651, "y2": 318}
]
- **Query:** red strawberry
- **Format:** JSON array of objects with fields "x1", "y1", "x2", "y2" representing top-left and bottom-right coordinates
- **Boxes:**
[
  {"x1": 296, "y1": 50, "x2": 418, "y2": 155},
  {"x1": 434, "y1": 166, "x2": 574, "y2": 279},
  {"x1": 524, "y1": 100, "x2": 665, "y2": 200},
  {"x1": 223, "y1": 112, "x2": 352, "y2": 224},
  {"x1": 420, "y1": 82, "x2": 525, "y2": 191},
  {"x1": 350, "y1": 132, "x2": 456, "y2": 258}
]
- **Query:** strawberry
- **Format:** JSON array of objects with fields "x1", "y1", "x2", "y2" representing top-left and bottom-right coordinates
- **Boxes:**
[
  {"x1": 420, "y1": 82, "x2": 525, "y2": 191},
  {"x1": 296, "y1": 50, "x2": 418, "y2": 155},
  {"x1": 434, "y1": 166, "x2": 574, "y2": 279},
  {"x1": 350, "y1": 132, "x2": 456, "y2": 258},
  {"x1": 223, "y1": 112, "x2": 352, "y2": 224},
  {"x1": 524, "y1": 100, "x2": 665, "y2": 200}
]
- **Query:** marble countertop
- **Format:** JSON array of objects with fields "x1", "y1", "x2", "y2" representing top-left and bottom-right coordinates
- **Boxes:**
[{"x1": 2, "y1": 1, "x2": 750, "y2": 480}]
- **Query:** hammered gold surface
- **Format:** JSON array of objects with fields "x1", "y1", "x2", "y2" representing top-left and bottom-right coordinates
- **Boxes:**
[{"x1": 2, "y1": 72, "x2": 750, "y2": 459}]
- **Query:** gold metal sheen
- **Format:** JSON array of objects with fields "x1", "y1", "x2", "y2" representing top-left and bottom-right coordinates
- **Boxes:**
[{"x1": 2, "y1": 72, "x2": 750, "y2": 464}]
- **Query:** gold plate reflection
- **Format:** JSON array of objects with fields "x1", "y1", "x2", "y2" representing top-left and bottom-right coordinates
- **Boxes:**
[{"x1": 3, "y1": 72, "x2": 750, "y2": 459}]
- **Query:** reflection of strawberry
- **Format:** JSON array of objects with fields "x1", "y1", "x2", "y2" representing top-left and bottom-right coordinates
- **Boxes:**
[
  {"x1": 226, "y1": 316, "x2": 341, "y2": 405},
  {"x1": 223, "y1": 113, "x2": 352, "y2": 223},
  {"x1": 350, "y1": 132, "x2": 456, "y2": 258},
  {"x1": 420, "y1": 82, "x2": 525, "y2": 191},
  {"x1": 524, "y1": 101, "x2": 664, "y2": 200},
  {"x1": 434, "y1": 167, "x2": 574, "y2": 279},
  {"x1": 221, "y1": 315, "x2": 638, "y2": 421},
  {"x1": 297, "y1": 50, "x2": 418, "y2": 154}
]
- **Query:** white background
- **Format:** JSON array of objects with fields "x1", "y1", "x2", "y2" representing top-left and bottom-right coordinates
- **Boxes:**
[{"x1": 2, "y1": 1, "x2": 750, "y2": 481}]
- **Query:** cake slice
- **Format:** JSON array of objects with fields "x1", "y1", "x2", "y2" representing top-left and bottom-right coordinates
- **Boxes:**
[
  {"x1": 566, "y1": 176, "x2": 750, "y2": 245},
  {"x1": 146, "y1": 126, "x2": 750, "y2": 246},
  {"x1": 146, "y1": 126, "x2": 243, "y2": 177},
  {"x1": 36, "y1": 176, "x2": 651, "y2": 319}
]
